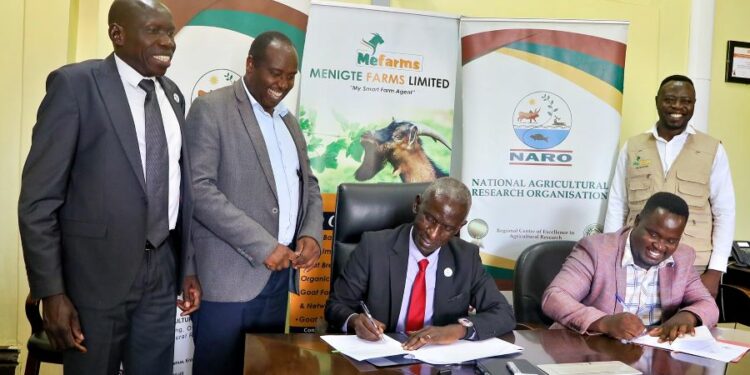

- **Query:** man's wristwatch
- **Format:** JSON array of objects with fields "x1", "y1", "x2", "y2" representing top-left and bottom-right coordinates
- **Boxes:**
[{"x1": 458, "y1": 317, "x2": 475, "y2": 340}]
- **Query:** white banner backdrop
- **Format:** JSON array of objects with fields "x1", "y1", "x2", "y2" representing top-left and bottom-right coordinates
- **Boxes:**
[
  {"x1": 298, "y1": 1, "x2": 459, "y2": 192},
  {"x1": 287, "y1": 0, "x2": 460, "y2": 334},
  {"x1": 459, "y1": 19, "x2": 628, "y2": 281}
]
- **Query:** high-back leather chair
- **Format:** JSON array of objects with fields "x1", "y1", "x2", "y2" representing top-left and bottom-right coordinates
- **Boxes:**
[
  {"x1": 719, "y1": 284, "x2": 750, "y2": 326},
  {"x1": 331, "y1": 182, "x2": 429, "y2": 287},
  {"x1": 513, "y1": 240, "x2": 576, "y2": 327}
]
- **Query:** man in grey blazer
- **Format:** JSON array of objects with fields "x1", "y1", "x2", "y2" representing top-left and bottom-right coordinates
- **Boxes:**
[
  {"x1": 18, "y1": 1, "x2": 201, "y2": 374},
  {"x1": 185, "y1": 31, "x2": 323, "y2": 375}
]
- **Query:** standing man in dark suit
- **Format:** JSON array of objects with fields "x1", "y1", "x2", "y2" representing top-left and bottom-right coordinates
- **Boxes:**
[
  {"x1": 325, "y1": 177, "x2": 515, "y2": 350},
  {"x1": 18, "y1": 1, "x2": 201, "y2": 374},
  {"x1": 185, "y1": 31, "x2": 323, "y2": 375}
]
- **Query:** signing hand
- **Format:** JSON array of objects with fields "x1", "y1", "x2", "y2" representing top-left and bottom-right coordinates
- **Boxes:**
[
  {"x1": 402, "y1": 324, "x2": 465, "y2": 350},
  {"x1": 263, "y1": 244, "x2": 294, "y2": 271},
  {"x1": 291, "y1": 236, "x2": 321, "y2": 270},
  {"x1": 177, "y1": 275, "x2": 202, "y2": 316},
  {"x1": 348, "y1": 313, "x2": 385, "y2": 341},
  {"x1": 42, "y1": 294, "x2": 86, "y2": 352},
  {"x1": 591, "y1": 312, "x2": 646, "y2": 341},
  {"x1": 649, "y1": 311, "x2": 697, "y2": 343}
]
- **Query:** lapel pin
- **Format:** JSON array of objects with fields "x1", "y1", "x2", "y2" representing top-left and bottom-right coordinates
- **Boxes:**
[
  {"x1": 443, "y1": 267, "x2": 453, "y2": 277},
  {"x1": 173, "y1": 93, "x2": 180, "y2": 103}
]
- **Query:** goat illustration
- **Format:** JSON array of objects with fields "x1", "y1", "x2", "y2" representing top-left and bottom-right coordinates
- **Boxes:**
[
  {"x1": 361, "y1": 33, "x2": 384, "y2": 54},
  {"x1": 354, "y1": 119, "x2": 451, "y2": 183}
]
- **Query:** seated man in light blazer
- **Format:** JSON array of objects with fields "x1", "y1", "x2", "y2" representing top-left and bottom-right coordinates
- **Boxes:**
[
  {"x1": 325, "y1": 177, "x2": 515, "y2": 350},
  {"x1": 542, "y1": 192, "x2": 718, "y2": 343}
]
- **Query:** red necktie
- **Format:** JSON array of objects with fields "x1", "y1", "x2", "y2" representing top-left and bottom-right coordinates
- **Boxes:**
[{"x1": 406, "y1": 259, "x2": 429, "y2": 332}]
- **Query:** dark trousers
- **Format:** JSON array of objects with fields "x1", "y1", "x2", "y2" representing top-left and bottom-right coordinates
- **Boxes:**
[
  {"x1": 192, "y1": 268, "x2": 290, "y2": 375},
  {"x1": 63, "y1": 239, "x2": 177, "y2": 375}
]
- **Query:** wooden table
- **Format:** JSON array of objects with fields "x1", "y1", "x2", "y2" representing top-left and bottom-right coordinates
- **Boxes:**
[{"x1": 244, "y1": 328, "x2": 750, "y2": 374}]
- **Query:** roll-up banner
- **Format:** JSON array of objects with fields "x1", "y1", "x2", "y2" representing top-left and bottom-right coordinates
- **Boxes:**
[
  {"x1": 459, "y1": 19, "x2": 628, "y2": 287},
  {"x1": 292, "y1": 1, "x2": 459, "y2": 331},
  {"x1": 162, "y1": 1, "x2": 310, "y2": 373}
]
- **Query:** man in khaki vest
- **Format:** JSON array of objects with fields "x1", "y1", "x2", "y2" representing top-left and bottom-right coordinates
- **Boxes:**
[{"x1": 604, "y1": 74, "x2": 735, "y2": 298}]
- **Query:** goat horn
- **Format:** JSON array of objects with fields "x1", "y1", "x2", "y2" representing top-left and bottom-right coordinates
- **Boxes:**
[{"x1": 416, "y1": 125, "x2": 452, "y2": 150}]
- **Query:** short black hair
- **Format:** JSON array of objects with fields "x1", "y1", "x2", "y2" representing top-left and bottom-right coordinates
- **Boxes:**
[
  {"x1": 659, "y1": 74, "x2": 694, "y2": 90},
  {"x1": 248, "y1": 31, "x2": 293, "y2": 63},
  {"x1": 641, "y1": 192, "x2": 689, "y2": 220}
]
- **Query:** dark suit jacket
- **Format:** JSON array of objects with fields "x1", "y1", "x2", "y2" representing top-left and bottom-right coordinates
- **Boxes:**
[
  {"x1": 325, "y1": 223, "x2": 515, "y2": 339},
  {"x1": 18, "y1": 54, "x2": 195, "y2": 309}
]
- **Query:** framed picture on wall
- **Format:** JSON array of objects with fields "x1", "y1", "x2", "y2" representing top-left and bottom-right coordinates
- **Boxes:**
[{"x1": 726, "y1": 40, "x2": 750, "y2": 84}]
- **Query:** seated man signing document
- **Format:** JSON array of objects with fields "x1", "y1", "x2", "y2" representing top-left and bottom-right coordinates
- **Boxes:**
[
  {"x1": 325, "y1": 177, "x2": 515, "y2": 349},
  {"x1": 542, "y1": 192, "x2": 719, "y2": 343}
]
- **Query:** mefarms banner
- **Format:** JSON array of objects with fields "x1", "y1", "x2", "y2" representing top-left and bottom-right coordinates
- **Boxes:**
[
  {"x1": 293, "y1": 1, "x2": 459, "y2": 331},
  {"x1": 162, "y1": 0, "x2": 310, "y2": 372},
  {"x1": 459, "y1": 19, "x2": 628, "y2": 286}
]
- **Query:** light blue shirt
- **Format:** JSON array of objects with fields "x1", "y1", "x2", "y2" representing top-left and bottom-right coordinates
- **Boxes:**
[
  {"x1": 396, "y1": 226, "x2": 440, "y2": 333},
  {"x1": 242, "y1": 80, "x2": 300, "y2": 246}
]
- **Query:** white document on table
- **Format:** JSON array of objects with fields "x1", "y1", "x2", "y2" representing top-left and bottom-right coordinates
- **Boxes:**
[
  {"x1": 409, "y1": 337, "x2": 523, "y2": 365},
  {"x1": 321, "y1": 334, "x2": 407, "y2": 361},
  {"x1": 538, "y1": 361, "x2": 641, "y2": 375},
  {"x1": 321, "y1": 335, "x2": 522, "y2": 364},
  {"x1": 630, "y1": 325, "x2": 750, "y2": 362}
]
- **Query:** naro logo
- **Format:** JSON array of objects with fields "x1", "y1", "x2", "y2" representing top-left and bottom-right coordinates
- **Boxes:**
[
  {"x1": 190, "y1": 69, "x2": 241, "y2": 103},
  {"x1": 512, "y1": 91, "x2": 572, "y2": 149}
]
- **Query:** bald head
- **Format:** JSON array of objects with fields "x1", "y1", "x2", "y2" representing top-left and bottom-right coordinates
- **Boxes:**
[
  {"x1": 412, "y1": 177, "x2": 470, "y2": 255},
  {"x1": 108, "y1": 0, "x2": 175, "y2": 77},
  {"x1": 109, "y1": 0, "x2": 167, "y2": 25}
]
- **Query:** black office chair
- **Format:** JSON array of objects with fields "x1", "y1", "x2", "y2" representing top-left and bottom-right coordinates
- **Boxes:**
[
  {"x1": 513, "y1": 241, "x2": 576, "y2": 328},
  {"x1": 331, "y1": 182, "x2": 429, "y2": 287},
  {"x1": 24, "y1": 294, "x2": 62, "y2": 375},
  {"x1": 719, "y1": 284, "x2": 750, "y2": 326}
]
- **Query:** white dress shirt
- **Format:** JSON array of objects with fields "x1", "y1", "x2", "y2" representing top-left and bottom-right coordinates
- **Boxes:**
[
  {"x1": 242, "y1": 80, "x2": 300, "y2": 246},
  {"x1": 114, "y1": 54, "x2": 181, "y2": 229},
  {"x1": 604, "y1": 124, "x2": 736, "y2": 272},
  {"x1": 395, "y1": 227, "x2": 441, "y2": 333},
  {"x1": 342, "y1": 227, "x2": 441, "y2": 333}
]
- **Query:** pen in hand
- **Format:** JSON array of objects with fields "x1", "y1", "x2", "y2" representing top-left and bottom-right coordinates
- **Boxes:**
[
  {"x1": 615, "y1": 294, "x2": 627, "y2": 310},
  {"x1": 359, "y1": 300, "x2": 383, "y2": 340}
]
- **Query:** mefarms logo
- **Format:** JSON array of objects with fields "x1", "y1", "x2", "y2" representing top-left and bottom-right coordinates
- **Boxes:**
[
  {"x1": 509, "y1": 91, "x2": 573, "y2": 167},
  {"x1": 356, "y1": 32, "x2": 423, "y2": 72}
]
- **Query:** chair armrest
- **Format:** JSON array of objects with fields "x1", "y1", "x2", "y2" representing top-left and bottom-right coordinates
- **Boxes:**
[{"x1": 25, "y1": 294, "x2": 45, "y2": 334}]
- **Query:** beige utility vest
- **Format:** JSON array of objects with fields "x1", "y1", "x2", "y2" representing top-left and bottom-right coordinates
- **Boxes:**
[{"x1": 625, "y1": 131, "x2": 718, "y2": 266}]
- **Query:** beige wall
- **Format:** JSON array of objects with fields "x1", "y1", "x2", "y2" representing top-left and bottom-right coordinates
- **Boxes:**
[
  {"x1": 709, "y1": 1, "x2": 750, "y2": 242},
  {"x1": 2, "y1": 0, "x2": 746, "y2": 374},
  {"x1": 1, "y1": 0, "x2": 109, "y2": 373}
]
